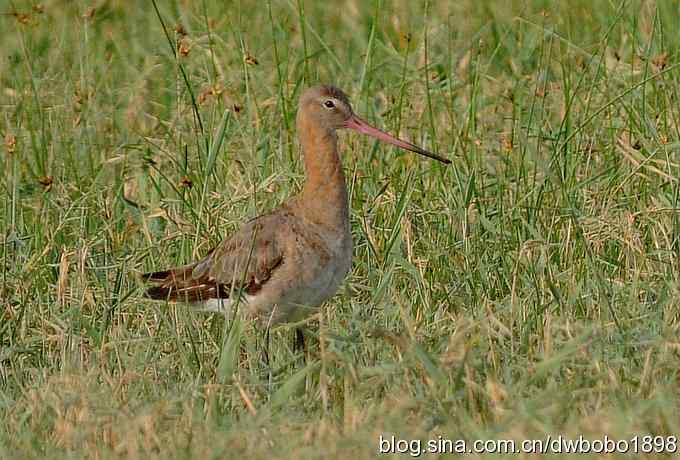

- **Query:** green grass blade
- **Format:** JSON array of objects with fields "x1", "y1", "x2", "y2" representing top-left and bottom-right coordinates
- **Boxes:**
[
  {"x1": 271, "y1": 362, "x2": 320, "y2": 409},
  {"x1": 217, "y1": 315, "x2": 243, "y2": 384}
]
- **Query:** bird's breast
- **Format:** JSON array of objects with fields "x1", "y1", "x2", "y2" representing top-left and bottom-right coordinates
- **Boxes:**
[{"x1": 290, "y1": 224, "x2": 352, "y2": 306}]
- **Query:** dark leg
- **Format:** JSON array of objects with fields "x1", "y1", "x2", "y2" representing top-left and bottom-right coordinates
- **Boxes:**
[
  {"x1": 262, "y1": 326, "x2": 271, "y2": 368},
  {"x1": 294, "y1": 328, "x2": 306, "y2": 362}
]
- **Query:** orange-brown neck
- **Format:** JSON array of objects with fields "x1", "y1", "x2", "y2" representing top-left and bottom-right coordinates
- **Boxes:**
[{"x1": 296, "y1": 112, "x2": 349, "y2": 230}]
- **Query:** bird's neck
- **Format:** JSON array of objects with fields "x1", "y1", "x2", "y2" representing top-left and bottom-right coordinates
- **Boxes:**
[{"x1": 296, "y1": 115, "x2": 349, "y2": 230}]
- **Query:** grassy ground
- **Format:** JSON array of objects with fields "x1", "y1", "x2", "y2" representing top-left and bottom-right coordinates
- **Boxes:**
[{"x1": 2, "y1": 0, "x2": 680, "y2": 458}]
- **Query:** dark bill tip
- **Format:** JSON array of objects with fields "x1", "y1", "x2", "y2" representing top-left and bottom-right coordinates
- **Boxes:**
[{"x1": 345, "y1": 115, "x2": 451, "y2": 165}]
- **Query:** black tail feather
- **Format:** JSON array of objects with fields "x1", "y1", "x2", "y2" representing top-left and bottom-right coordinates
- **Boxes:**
[{"x1": 141, "y1": 270, "x2": 173, "y2": 282}]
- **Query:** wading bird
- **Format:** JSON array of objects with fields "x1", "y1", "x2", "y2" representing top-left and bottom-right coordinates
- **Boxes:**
[{"x1": 143, "y1": 85, "x2": 450, "y2": 337}]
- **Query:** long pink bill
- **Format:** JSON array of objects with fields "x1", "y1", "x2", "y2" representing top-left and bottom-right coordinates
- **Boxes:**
[{"x1": 344, "y1": 115, "x2": 451, "y2": 165}]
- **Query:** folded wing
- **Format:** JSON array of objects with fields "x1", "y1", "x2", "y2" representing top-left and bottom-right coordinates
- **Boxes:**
[{"x1": 142, "y1": 216, "x2": 284, "y2": 303}]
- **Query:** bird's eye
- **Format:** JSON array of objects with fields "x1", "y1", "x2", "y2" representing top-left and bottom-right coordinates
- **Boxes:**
[{"x1": 323, "y1": 99, "x2": 335, "y2": 109}]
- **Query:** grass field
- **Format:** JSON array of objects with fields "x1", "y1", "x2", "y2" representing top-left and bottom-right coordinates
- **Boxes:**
[{"x1": 2, "y1": 0, "x2": 680, "y2": 458}]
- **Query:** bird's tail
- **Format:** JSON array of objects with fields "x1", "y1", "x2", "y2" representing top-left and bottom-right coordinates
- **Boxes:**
[
  {"x1": 141, "y1": 265, "x2": 229, "y2": 303},
  {"x1": 141, "y1": 265, "x2": 196, "y2": 301}
]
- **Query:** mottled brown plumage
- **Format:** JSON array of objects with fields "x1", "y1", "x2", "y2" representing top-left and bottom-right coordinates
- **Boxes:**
[{"x1": 143, "y1": 85, "x2": 449, "y2": 325}]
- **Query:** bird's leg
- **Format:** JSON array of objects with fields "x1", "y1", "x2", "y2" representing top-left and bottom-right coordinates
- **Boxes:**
[
  {"x1": 293, "y1": 328, "x2": 306, "y2": 363},
  {"x1": 259, "y1": 326, "x2": 275, "y2": 391},
  {"x1": 262, "y1": 326, "x2": 271, "y2": 369}
]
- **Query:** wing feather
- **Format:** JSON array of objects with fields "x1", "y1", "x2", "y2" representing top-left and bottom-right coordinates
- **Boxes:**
[{"x1": 142, "y1": 214, "x2": 286, "y2": 303}]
